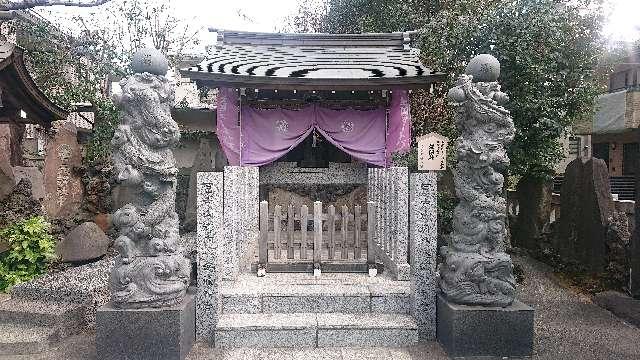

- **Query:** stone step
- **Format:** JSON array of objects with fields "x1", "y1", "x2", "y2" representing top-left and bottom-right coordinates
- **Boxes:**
[
  {"x1": 215, "y1": 312, "x2": 418, "y2": 348},
  {"x1": 0, "y1": 298, "x2": 86, "y2": 329},
  {"x1": 0, "y1": 323, "x2": 58, "y2": 355},
  {"x1": 221, "y1": 273, "x2": 411, "y2": 314}
]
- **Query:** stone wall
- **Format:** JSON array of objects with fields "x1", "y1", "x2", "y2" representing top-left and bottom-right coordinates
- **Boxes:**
[
  {"x1": 259, "y1": 162, "x2": 368, "y2": 185},
  {"x1": 367, "y1": 167, "x2": 410, "y2": 280},
  {"x1": 260, "y1": 162, "x2": 368, "y2": 217}
]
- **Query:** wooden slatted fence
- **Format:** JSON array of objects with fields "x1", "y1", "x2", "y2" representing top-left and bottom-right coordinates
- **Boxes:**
[{"x1": 258, "y1": 200, "x2": 377, "y2": 273}]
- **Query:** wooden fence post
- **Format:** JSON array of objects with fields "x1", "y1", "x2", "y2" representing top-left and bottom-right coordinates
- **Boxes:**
[
  {"x1": 274, "y1": 205, "x2": 281, "y2": 260},
  {"x1": 367, "y1": 201, "x2": 377, "y2": 276},
  {"x1": 341, "y1": 205, "x2": 349, "y2": 260},
  {"x1": 354, "y1": 205, "x2": 361, "y2": 259},
  {"x1": 259, "y1": 201, "x2": 268, "y2": 269},
  {"x1": 300, "y1": 204, "x2": 308, "y2": 260},
  {"x1": 287, "y1": 203, "x2": 294, "y2": 259},
  {"x1": 313, "y1": 201, "x2": 322, "y2": 276},
  {"x1": 328, "y1": 205, "x2": 335, "y2": 260}
]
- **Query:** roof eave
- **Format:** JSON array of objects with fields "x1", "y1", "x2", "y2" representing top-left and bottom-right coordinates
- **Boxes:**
[
  {"x1": 181, "y1": 70, "x2": 446, "y2": 91},
  {"x1": 0, "y1": 43, "x2": 69, "y2": 127}
]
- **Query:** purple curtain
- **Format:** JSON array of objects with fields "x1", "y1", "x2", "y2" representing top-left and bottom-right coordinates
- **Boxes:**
[
  {"x1": 241, "y1": 106, "x2": 386, "y2": 166},
  {"x1": 386, "y1": 90, "x2": 412, "y2": 165},
  {"x1": 315, "y1": 107, "x2": 386, "y2": 166},
  {"x1": 216, "y1": 88, "x2": 240, "y2": 165},
  {"x1": 215, "y1": 88, "x2": 412, "y2": 167},
  {"x1": 241, "y1": 106, "x2": 315, "y2": 166}
]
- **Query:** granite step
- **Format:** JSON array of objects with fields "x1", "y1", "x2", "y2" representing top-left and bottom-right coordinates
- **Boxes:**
[
  {"x1": 0, "y1": 298, "x2": 86, "y2": 328},
  {"x1": 0, "y1": 323, "x2": 58, "y2": 355},
  {"x1": 215, "y1": 312, "x2": 418, "y2": 348},
  {"x1": 220, "y1": 273, "x2": 411, "y2": 314}
]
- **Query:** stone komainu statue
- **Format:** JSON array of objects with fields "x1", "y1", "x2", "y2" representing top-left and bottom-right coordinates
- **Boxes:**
[
  {"x1": 438, "y1": 54, "x2": 517, "y2": 307},
  {"x1": 109, "y1": 49, "x2": 190, "y2": 308}
]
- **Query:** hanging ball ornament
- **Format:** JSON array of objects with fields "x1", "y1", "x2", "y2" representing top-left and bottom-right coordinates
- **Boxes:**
[
  {"x1": 130, "y1": 47, "x2": 169, "y2": 76},
  {"x1": 465, "y1": 54, "x2": 500, "y2": 82}
]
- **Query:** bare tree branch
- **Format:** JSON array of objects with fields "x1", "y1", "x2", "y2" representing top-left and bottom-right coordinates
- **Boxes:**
[{"x1": 0, "y1": 0, "x2": 112, "y2": 11}]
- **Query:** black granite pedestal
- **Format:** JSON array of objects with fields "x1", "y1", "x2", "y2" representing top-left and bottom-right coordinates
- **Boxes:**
[
  {"x1": 437, "y1": 294, "x2": 534, "y2": 358},
  {"x1": 96, "y1": 288, "x2": 196, "y2": 360}
]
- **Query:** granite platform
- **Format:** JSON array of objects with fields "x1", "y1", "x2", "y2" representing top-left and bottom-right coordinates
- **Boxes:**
[
  {"x1": 96, "y1": 288, "x2": 196, "y2": 360},
  {"x1": 436, "y1": 294, "x2": 534, "y2": 358}
]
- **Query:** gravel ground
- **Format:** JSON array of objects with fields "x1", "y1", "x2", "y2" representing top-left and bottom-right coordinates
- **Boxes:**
[
  {"x1": 514, "y1": 255, "x2": 640, "y2": 360},
  {"x1": 2, "y1": 254, "x2": 640, "y2": 360}
]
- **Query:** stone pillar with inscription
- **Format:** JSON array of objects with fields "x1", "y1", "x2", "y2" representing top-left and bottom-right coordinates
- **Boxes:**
[
  {"x1": 436, "y1": 54, "x2": 534, "y2": 358},
  {"x1": 96, "y1": 48, "x2": 195, "y2": 360},
  {"x1": 42, "y1": 120, "x2": 84, "y2": 219}
]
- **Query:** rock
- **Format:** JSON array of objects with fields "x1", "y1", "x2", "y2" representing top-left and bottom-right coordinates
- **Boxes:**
[
  {"x1": 81, "y1": 163, "x2": 113, "y2": 216},
  {"x1": 0, "y1": 159, "x2": 15, "y2": 201},
  {"x1": 0, "y1": 179, "x2": 42, "y2": 230},
  {"x1": 631, "y1": 157, "x2": 640, "y2": 298},
  {"x1": 57, "y1": 222, "x2": 111, "y2": 263},
  {"x1": 0, "y1": 123, "x2": 24, "y2": 166},
  {"x1": 12, "y1": 166, "x2": 44, "y2": 200},
  {"x1": 0, "y1": 124, "x2": 12, "y2": 166},
  {"x1": 94, "y1": 213, "x2": 111, "y2": 233},
  {"x1": 184, "y1": 139, "x2": 216, "y2": 230},
  {"x1": 594, "y1": 291, "x2": 640, "y2": 328},
  {"x1": 605, "y1": 211, "x2": 631, "y2": 288},
  {"x1": 513, "y1": 177, "x2": 553, "y2": 250},
  {"x1": 43, "y1": 121, "x2": 84, "y2": 219},
  {"x1": 554, "y1": 158, "x2": 613, "y2": 271}
]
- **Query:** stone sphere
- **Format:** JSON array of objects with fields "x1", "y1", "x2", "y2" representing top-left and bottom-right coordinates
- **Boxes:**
[
  {"x1": 465, "y1": 54, "x2": 500, "y2": 82},
  {"x1": 130, "y1": 48, "x2": 169, "y2": 75}
]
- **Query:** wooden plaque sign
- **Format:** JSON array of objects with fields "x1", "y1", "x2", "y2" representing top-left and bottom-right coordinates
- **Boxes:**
[{"x1": 417, "y1": 132, "x2": 448, "y2": 171}]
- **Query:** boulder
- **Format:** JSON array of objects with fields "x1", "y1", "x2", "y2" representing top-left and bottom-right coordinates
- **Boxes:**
[
  {"x1": 594, "y1": 291, "x2": 640, "y2": 328},
  {"x1": 0, "y1": 123, "x2": 24, "y2": 166},
  {"x1": 513, "y1": 176, "x2": 553, "y2": 251},
  {"x1": 43, "y1": 121, "x2": 84, "y2": 219},
  {"x1": 184, "y1": 139, "x2": 216, "y2": 230},
  {"x1": 0, "y1": 179, "x2": 43, "y2": 230},
  {"x1": 554, "y1": 157, "x2": 613, "y2": 271},
  {"x1": 94, "y1": 213, "x2": 112, "y2": 233},
  {"x1": 0, "y1": 160, "x2": 15, "y2": 201},
  {"x1": 631, "y1": 154, "x2": 640, "y2": 298},
  {"x1": 57, "y1": 222, "x2": 111, "y2": 263},
  {"x1": 12, "y1": 166, "x2": 44, "y2": 200}
]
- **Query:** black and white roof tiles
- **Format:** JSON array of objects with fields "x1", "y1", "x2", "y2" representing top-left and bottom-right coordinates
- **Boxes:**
[{"x1": 188, "y1": 44, "x2": 427, "y2": 79}]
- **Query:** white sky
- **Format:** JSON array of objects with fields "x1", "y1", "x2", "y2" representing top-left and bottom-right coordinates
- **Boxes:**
[{"x1": 34, "y1": 0, "x2": 640, "y2": 51}]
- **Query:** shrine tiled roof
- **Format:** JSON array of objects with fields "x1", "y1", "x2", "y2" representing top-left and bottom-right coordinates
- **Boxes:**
[
  {"x1": 180, "y1": 31, "x2": 445, "y2": 90},
  {"x1": 0, "y1": 41, "x2": 68, "y2": 127}
]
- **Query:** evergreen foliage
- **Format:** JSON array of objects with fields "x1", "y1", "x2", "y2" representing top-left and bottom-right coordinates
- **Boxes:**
[{"x1": 0, "y1": 217, "x2": 56, "y2": 292}]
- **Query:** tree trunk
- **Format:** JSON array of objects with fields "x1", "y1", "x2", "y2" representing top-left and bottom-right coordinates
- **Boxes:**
[{"x1": 513, "y1": 176, "x2": 553, "y2": 251}]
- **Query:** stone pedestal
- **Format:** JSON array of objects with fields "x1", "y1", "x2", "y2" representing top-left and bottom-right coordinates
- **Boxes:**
[
  {"x1": 96, "y1": 288, "x2": 196, "y2": 360},
  {"x1": 436, "y1": 294, "x2": 534, "y2": 358}
]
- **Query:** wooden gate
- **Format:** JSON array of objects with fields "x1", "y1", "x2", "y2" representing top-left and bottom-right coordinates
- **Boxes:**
[{"x1": 257, "y1": 200, "x2": 377, "y2": 274}]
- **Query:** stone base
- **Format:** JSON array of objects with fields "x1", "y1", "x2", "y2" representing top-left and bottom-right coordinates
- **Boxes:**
[
  {"x1": 96, "y1": 288, "x2": 196, "y2": 360},
  {"x1": 437, "y1": 294, "x2": 534, "y2": 358}
]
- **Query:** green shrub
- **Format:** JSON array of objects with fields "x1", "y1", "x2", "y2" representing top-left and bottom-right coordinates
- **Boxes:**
[{"x1": 0, "y1": 216, "x2": 57, "y2": 292}]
